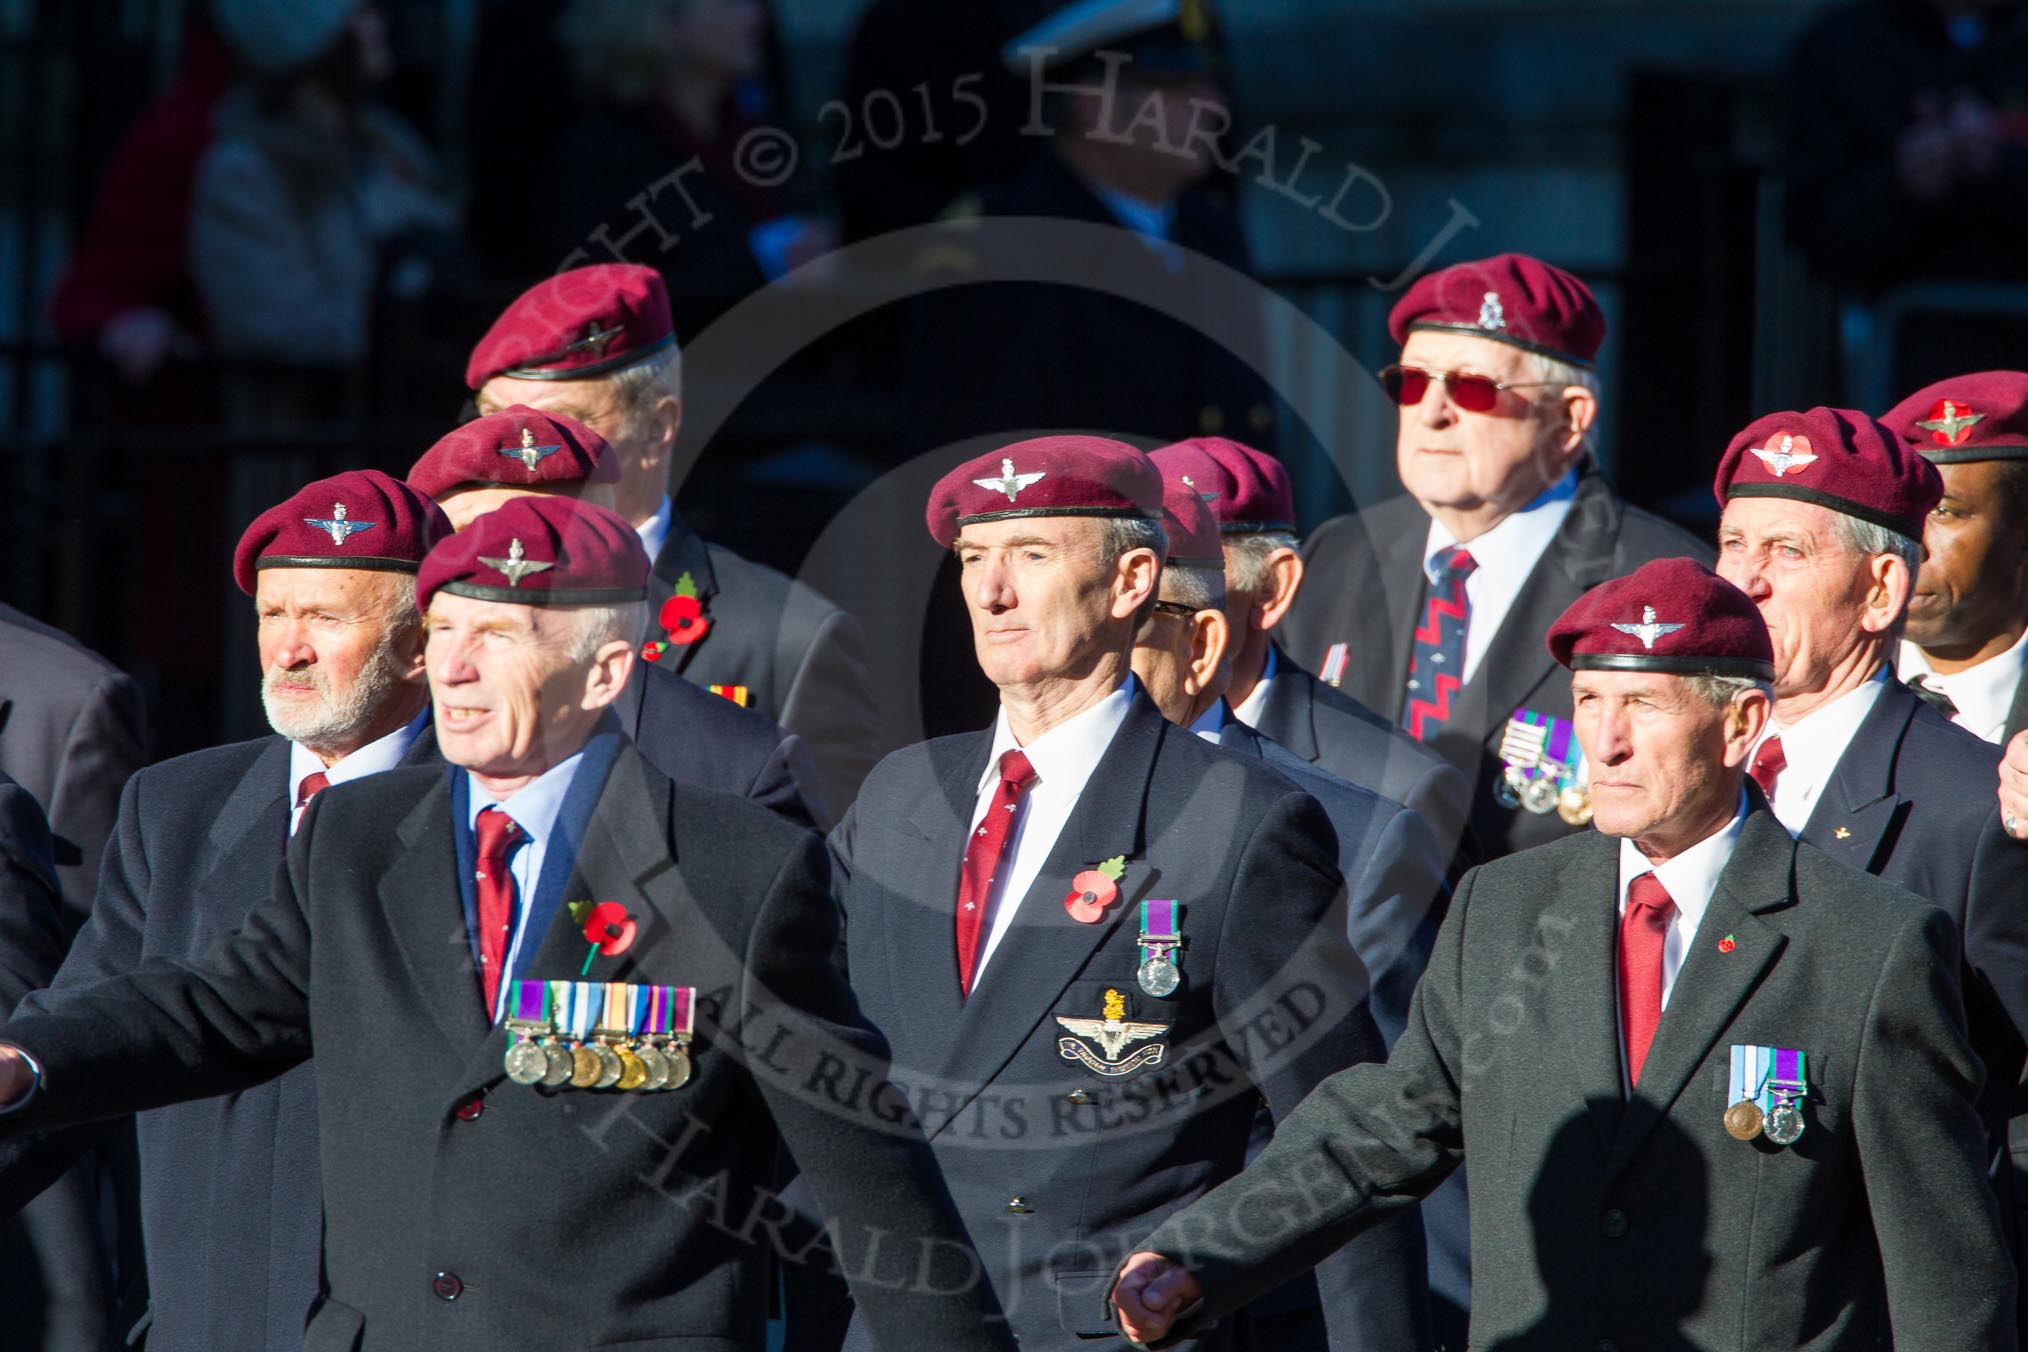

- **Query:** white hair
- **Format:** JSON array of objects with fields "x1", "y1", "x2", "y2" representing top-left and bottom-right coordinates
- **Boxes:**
[
  {"x1": 1097, "y1": 516, "x2": 1168, "y2": 568},
  {"x1": 1683, "y1": 673, "x2": 1772, "y2": 712},
  {"x1": 1521, "y1": 350, "x2": 1600, "y2": 457},
  {"x1": 1224, "y1": 530, "x2": 1298, "y2": 596},
  {"x1": 605, "y1": 342, "x2": 684, "y2": 420},
  {"x1": 562, "y1": 601, "x2": 649, "y2": 663},
  {"x1": 1161, "y1": 562, "x2": 1224, "y2": 614}
]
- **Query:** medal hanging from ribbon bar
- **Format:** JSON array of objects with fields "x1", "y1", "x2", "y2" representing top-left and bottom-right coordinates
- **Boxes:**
[
  {"x1": 606, "y1": 983, "x2": 648, "y2": 1090},
  {"x1": 665, "y1": 986, "x2": 696, "y2": 1089},
  {"x1": 566, "y1": 980, "x2": 603, "y2": 1089},
  {"x1": 1137, "y1": 900, "x2": 1182, "y2": 998},
  {"x1": 630, "y1": 982, "x2": 668, "y2": 1090},
  {"x1": 502, "y1": 979, "x2": 553, "y2": 1085},
  {"x1": 1763, "y1": 1047, "x2": 1807, "y2": 1145}
]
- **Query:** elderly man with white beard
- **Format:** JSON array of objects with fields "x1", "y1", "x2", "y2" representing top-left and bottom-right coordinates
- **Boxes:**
[{"x1": 0, "y1": 469, "x2": 453, "y2": 1352}]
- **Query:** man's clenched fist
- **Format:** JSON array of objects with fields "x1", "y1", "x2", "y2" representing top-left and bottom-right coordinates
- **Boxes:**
[{"x1": 1110, "y1": 1251, "x2": 1202, "y2": 1345}]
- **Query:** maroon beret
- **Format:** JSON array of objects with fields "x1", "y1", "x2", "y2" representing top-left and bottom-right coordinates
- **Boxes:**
[
  {"x1": 233, "y1": 469, "x2": 453, "y2": 596},
  {"x1": 1158, "y1": 472, "x2": 1224, "y2": 567},
  {"x1": 1389, "y1": 253, "x2": 1605, "y2": 368},
  {"x1": 1149, "y1": 437, "x2": 1294, "y2": 533},
  {"x1": 1713, "y1": 406, "x2": 1942, "y2": 540},
  {"x1": 1881, "y1": 370, "x2": 2028, "y2": 464},
  {"x1": 465, "y1": 264, "x2": 676, "y2": 390},
  {"x1": 925, "y1": 436, "x2": 1163, "y2": 549},
  {"x1": 417, "y1": 495, "x2": 650, "y2": 611},
  {"x1": 407, "y1": 407, "x2": 621, "y2": 500},
  {"x1": 1547, "y1": 557, "x2": 1773, "y2": 680}
]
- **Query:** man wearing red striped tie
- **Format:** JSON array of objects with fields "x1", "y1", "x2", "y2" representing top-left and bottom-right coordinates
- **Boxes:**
[
  {"x1": 0, "y1": 469, "x2": 450, "y2": 1352},
  {"x1": 1111, "y1": 557, "x2": 2015, "y2": 1351}
]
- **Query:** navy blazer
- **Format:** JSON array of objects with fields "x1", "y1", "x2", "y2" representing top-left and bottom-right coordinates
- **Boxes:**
[
  {"x1": 0, "y1": 748, "x2": 1014, "y2": 1352},
  {"x1": 642, "y1": 513, "x2": 882, "y2": 818},
  {"x1": 1795, "y1": 679, "x2": 2028, "y2": 1214},
  {"x1": 829, "y1": 694, "x2": 1418, "y2": 1350},
  {"x1": 625, "y1": 624, "x2": 834, "y2": 831},
  {"x1": 0, "y1": 773, "x2": 61, "y2": 1025},
  {"x1": 1250, "y1": 653, "x2": 1475, "y2": 871}
]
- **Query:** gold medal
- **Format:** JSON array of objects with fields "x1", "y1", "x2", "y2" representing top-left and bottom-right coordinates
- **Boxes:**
[
  {"x1": 1723, "y1": 1099, "x2": 1764, "y2": 1141},
  {"x1": 616, "y1": 1046, "x2": 648, "y2": 1091},
  {"x1": 569, "y1": 1044, "x2": 602, "y2": 1088},
  {"x1": 1557, "y1": 786, "x2": 1593, "y2": 827}
]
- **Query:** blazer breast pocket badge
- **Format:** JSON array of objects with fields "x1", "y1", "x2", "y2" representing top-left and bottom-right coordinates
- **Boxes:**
[
  {"x1": 1056, "y1": 988, "x2": 1169, "y2": 1078},
  {"x1": 1724, "y1": 1043, "x2": 1808, "y2": 1147}
]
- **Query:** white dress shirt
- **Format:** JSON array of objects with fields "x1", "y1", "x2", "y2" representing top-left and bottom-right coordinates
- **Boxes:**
[
  {"x1": 1422, "y1": 468, "x2": 1579, "y2": 683},
  {"x1": 1756, "y1": 667, "x2": 1888, "y2": 836},
  {"x1": 1616, "y1": 792, "x2": 1746, "y2": 1011},
  {"x1": 969, "y1": 678, "x2": 1137, "y2": 981},
  {"x1": 287, "y1": 707, "x2": 429, "y2": 835},
  {"x1": 635, "y1": 494, "x2": 674, "y2": 569},
  {"x1": 1898, "y1": 630, "x2": 2028, "y2": 745},
  {"x1": 1231, "y1": 645, "x2": 1277, "y2": 730},
  {"x1": 465, "y1": 748, "x2": 586, "y2": 1021}
]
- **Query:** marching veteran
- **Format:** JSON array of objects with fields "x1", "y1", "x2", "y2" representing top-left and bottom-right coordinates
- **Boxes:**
[
  {"x1": 466, "y1": 263, "x2": 881, "y2": 811},
  {"x1": 1711, "y1": 408, "x2": 2028, "y2": 1163},
  {"x1": 408, "y1": 405, "x2": 831, "y2": 827},
  {"x1": 1148, "y1": 436, "x2": 1470, "y2": 870},
  {"x1": 1281, "y1": 253, "x2": 1709, "y2": 867},
  {"x1": 827, "y1": 435, "x2": 1419, "y2": 1349},
  {"x1": 0, "y1": 496, "x2": 1015, "y2": 1352},
  {"x1": 1110, "y1": 557, "x2": 2017, "y2": 1351},
  {"x1": 0, "y1": 470, "x2": 450, "y2": 1352}
]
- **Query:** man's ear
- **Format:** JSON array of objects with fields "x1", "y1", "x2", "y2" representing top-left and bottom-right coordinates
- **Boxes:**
[
  {"x1": 1859, "y1": 551, "x2": 1914, "y2": 634},
  {"x1": 582, "y1": 639, "x2": 636, "y2": 711},
  {"x1": 1111, "y1": 548, "x2": 1162, "y2": 621},
  {"x1": 1185, "y1": 609, "x2": 1230, "y2": 695},
  {"x1": 640, "y1": 393, "x2": 681, "y2": 472},
  {"x1": 1255, "y1": 549, "x2": 1304, "y2": 632}
]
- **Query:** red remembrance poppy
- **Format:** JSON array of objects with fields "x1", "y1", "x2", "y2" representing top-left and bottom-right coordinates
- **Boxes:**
[
  {"x1": 659, "y1": 595, "x2": 710, "y2": 645},
  {"x1": 1064, "y1": 870, "x2": 1118, "y2": 924},
  {"x1": 582, "y1": 901, "x2": 638, "y2": 957}
]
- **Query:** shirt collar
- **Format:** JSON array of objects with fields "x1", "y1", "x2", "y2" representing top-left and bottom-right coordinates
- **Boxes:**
[
  {"x1": 635, "y1": 495, "x2": 674, "y2": 569},
  {"x1": 981, "y1": 676, "x2": 1138, "y2": 802},
  {"x1": 1765, "y1": 665, "x2": 1889, "y2": 790},
  {"x1": 1186, "y1": 700, "x2": 1226, "y2": 744},
  {"x1": 1616, "y1": 787, "x2": 1748, "y2": 929},
  {"x1": 288, "y1": 706, "x2": 428, "y2": 808},
  {"x1": 1232, "y1": 645, "x2": 1277, "y2": 728},
  {"x1": 1422, "y1": 467, "x2": 1579, "y2": 582},
  {"x1": 464, "y1": 748, "x2": 588, "y2": 842},
  {"x1": 1897, "y1": 629, "x2": 2028, "y2": 742}
]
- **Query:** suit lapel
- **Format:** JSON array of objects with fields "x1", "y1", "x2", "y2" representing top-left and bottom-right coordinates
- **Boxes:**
[
  {"x1": 1799, "y1": 681, "x2": 1915, "y2": 874},
  {"x1": 193, "y1": 738, "x2": 293, "y2": 944},
  {"x1": 2006, "y1": 667, "x2": 2028, "y2": 748},
  {"x1": 651, "y1": 513, "x2": 720, "y2": 680},
  {"x1": 878, "y1": 737, "x2": 990, "y2": 1051},
  {"x1": 1529, "y1": 831, "x2": 1628, "y2": 1153},
  {"x1": 378, "y1": 771, "x2": 494, "y2": 1055},
  {"x1": 925, "y1": 701, "x2": 1164, "y2": 1138},
  {"x1": 1604, "y1": 811, "x2": 1794, "y2": 1184},
  {"x1": 1254, "y1": 656, "x2": 1319, "y2": 762},
  {"x1": 1371, "y1": 519, "x2": 1426, "y2": 723}
]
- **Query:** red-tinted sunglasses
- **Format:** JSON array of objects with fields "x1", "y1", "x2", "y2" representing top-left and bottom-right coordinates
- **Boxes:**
[{"x1": 1378, "y1": 364, "x2": 1561, "y2": 413}]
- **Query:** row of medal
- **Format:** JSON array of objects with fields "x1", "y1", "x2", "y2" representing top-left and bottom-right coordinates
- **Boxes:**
[
  {"x1": 502, "y1": 979, "x2": 696, "y2": 1092},
  {"x1": 1497, "y1": 709, "x2": 1592, "y2": 826},
  {"x1": 1723, "y1": 1044, "x2": 1807, "y2": 1147}
]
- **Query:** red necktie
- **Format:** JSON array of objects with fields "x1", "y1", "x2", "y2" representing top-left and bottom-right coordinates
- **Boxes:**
[
  {"x1": 1619, "y1": 873, "x2": 1676, "y2": 1086},
  {"x1": 956, "y1": 749, "x2": 1037, "y2": 996},
  {"x1": 474, "y1": 807, "x2": 523, "y2": 1016},
  {"x1": 295, "y1": 772, "x2": 330, "y2": 809},
  {"x1": 1748, "y1": 735, "x2": 1786, "y2": 799}
]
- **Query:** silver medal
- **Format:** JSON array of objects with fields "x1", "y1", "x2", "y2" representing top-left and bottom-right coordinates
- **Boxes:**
[
  {"x1": 1138, "y1": 954, "x2": 1180, "y2": 998},
  {"x1": 1494, "y1": 766, "x2": 1524, "y2": 809},
  {"x1": 504, "y1": 1039, "x2": 549, "y2": 1086},
  {"x1": 1764, "y1": 1099, "x2": 1805, "y2": 1146},
  {"x1": 1521, "y1": 776, "x2": 1559, "y2": 815}
]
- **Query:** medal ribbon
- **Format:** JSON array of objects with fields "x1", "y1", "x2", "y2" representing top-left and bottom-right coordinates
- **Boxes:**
[
  {"x1": 1139, "y1": 899, "x2": 1179, "y2": 961},
  {"x1": 1770, "y1": 1047, "x2": 1805, "y2": 1106},
  {"x1": 644, "y1": 984, "x2": 667, "y2": 1039},
  {"x1": 566, "y1": 980, "x2": 596, "y2": 1043},
  {"x1": 627, "y1": 983, "x2": 648, "y2": 1037},
  {"x1": 512, "y1": 979, "x2": 548, "y2": 1025},
  {"x1": 671, "y1": 986, "x2": 695, "y2": 1039},
  {"x1": 601, "y1": 982, "x2": 629, "y2": 1035}
]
